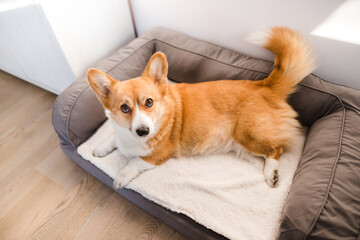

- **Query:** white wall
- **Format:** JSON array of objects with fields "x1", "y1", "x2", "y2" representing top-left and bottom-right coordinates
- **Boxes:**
[
  {"x1": 0, "y1": 1, "x2": 75, "y2": 94},
  {"x1": 37, "y1": 0, "x2": 135, "y2": 80},
  {"x1": 131, "y1": 0, "x2": 360, "y2": 90},
  {"x1": 0, "y1": 0, "x2": 135, "y2": 94}
]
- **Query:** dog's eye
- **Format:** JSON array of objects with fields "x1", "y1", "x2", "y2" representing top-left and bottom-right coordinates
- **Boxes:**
[
  {"x1": 120, "y1": 104, "x2": 130, "y2": 113},
  {"x1": 145, "y1": 98, "x2": 153, "y2": 108}
]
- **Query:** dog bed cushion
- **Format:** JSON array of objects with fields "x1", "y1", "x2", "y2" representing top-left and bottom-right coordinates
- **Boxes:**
[
  {"x1": 52, "y1": 27, "x2": 360, "y2": 239},
  {"x1": 77, "y1": 121, "x2": 306, "y2": 240}
]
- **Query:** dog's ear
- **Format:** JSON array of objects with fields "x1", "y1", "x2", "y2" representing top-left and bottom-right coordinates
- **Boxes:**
[
  {"x1": 142, "y1": 52, "x2": 168, "y2": 93},
  {"x1": 87, "y1": 69, "x2": 117, "y2": 99}
]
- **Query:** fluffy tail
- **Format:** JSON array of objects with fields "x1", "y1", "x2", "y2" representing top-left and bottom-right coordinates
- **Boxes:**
[{"x1": 247, "y1": 27, "x2": 316, "y2": 99}]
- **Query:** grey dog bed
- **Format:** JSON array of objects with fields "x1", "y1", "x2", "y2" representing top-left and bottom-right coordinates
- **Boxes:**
[{"x1": 52, "y1": 28, "x2": 360, "y2": 239}]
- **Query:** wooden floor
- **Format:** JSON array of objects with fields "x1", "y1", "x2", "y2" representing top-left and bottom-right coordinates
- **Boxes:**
[{"x1": 0, "y1": 71, "x2": 185, "y2": 240}]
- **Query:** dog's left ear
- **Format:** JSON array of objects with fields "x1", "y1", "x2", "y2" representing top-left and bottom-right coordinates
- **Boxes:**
[{"x1": 142, "y1": 52, "x2": 168, "y2": 94}]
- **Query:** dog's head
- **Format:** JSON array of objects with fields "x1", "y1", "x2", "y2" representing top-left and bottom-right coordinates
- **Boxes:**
[{"x1": 87, "y1": 52, "x2": 169, "y2": 140}]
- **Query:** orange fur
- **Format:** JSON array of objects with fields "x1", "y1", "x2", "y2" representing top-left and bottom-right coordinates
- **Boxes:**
[{"x1": 88, "y1": 27, "x2": 315, "y2": 168}]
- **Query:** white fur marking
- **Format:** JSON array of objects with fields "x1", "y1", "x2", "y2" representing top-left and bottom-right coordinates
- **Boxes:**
[
  {"x1": 131, "y1": 103, "x2": 155, "y2": 139},
  {"x1": 245, "y1": 29, "x2": 270, "y2": 46}
]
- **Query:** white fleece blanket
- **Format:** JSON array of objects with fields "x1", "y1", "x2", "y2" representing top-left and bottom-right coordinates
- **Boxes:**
[{"x1": 78, "y1": 120, "x2": 306, "y2": 240}]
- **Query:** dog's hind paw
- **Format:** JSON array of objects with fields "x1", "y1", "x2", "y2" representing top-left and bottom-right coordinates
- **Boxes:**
[
  {"x1": 264, "y1": 158, "x2": 279, "y2": 188},
  {"x1": 265, "y1": 169, "x2": 279, "y2": 188}
]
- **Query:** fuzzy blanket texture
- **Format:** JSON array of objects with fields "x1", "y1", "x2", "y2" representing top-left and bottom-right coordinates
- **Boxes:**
[{"x1": 77, "y1": 120, "x2": 306, "y2": 240}]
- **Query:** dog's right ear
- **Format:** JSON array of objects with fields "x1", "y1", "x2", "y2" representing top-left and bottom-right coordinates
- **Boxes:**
[{"x1": 87, "y1": 69, "x2": 116, "y2": 99}]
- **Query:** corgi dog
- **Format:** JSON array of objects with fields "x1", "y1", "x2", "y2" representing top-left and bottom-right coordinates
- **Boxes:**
[{"x1": 87, "y1": 27, "x2": 315, "y2": 189}]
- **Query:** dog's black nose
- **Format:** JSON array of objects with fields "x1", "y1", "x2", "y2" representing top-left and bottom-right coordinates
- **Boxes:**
[{"x1": 136, "y1": 126, "x2": 149, "y2": 137}]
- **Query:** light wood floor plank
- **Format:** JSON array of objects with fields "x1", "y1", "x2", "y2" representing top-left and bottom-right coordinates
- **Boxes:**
[
  {"x1": 0, "y1": 71, "x2": 186, "y2": 240},
  {"x1": 36, "y1": 147, "x2": 87, "y2": 192},
  {"x1": 0, "y1": 169, "x2": 43, "y2": 219},
  {"x1": 0, "y1": 176, "x2": 68, "y2": 239},
  {"x1": 0, "y1": 111, "x2": 59, "y2": 189},
  {"x1": 76, "y1": 192, "x2": 183, "y2": 240},
  {"x1": 31, "y1": 175, "x2": 114, "y2": 240},
  {"x1": 0, "y1": 90, "x2": 55, "y2": 151},
  {"x1": 0, "y1": 71, "x2": 44, "y2": 114}
]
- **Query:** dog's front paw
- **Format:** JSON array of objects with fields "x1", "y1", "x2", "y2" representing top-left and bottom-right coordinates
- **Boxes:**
[
  {"x1": 264, "y1": 158, "x2": 279, "y2": 188},
  {"x1": 112, "y1": 169, "x2": 137, "y2": 190},
  {"x1": 93, "y1": 147, "x2": 111, "y2": 158},
  {"x1": 113, "y1": 178, "x2": 125, "y2": 190}
]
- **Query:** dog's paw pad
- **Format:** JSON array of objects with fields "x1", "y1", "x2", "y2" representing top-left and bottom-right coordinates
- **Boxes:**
[
  {"x1": 272, "y1": 170, "x2": 279, "y2": 187},
  {"x1": 265, "y1": 169, "x2": 279, "y2": 188}
]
